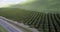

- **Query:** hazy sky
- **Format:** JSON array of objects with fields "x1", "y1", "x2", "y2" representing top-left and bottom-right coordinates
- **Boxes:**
[
  {"x1": 0, "y1": 0, "x2": 19, "y2": 7},
  {"x1": 0, "y1": 0, "x2": 34, "y2": 7}
]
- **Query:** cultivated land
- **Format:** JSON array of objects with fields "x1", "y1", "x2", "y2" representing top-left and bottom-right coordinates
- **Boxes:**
[
  {"x1": 0, "y1": 8, "x2": 32, "y2": 21},
  {"x1": 0, "y1": 8, "x2": 60, "y2": 32},
  {"x1": 0, "y1": 0, "x2": 60, "y2": 32},
  {"x1": 0, "y1": 25, "x2": 7, "y2": 32}
]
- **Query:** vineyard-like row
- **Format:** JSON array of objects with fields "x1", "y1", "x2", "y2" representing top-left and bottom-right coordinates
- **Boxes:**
[
  {"x1": 21, "y1": 12, "x2": 60, "y2": 32},
  {"x1": 0, "y1": 8, "x2": 60, "y2": 32}
]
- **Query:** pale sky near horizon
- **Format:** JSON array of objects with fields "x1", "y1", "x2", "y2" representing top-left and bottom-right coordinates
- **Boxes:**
[{"x1": 0, "y1": 0, "x2": 34, "y2": 7}]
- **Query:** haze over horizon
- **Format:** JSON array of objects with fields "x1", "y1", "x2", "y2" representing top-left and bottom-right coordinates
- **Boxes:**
[{"x1": 0, "y1": 0, "x2": 35, "y2": 7}]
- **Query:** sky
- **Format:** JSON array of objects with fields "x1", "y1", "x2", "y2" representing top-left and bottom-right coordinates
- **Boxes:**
[
  {"x1": 0, "y1": 0, "x2": 20, "y2": 7},
  {"x1": 0, "y1": 0, "x2": 34, "y2": 7}
]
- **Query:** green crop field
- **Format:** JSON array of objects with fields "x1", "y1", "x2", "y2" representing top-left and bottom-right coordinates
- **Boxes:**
[
  {"x1": 0, "y1": 8, "x2": 33, "y2": 21},
  {"x1": 0, "y1": 8, "x2": 60, "y2": 32},
  {"x1": 0, "y1": 25, "x2": 7, "y2": 32},
  {"x1": 0, "y1": 0, "x2": 60, "y2": 32}
]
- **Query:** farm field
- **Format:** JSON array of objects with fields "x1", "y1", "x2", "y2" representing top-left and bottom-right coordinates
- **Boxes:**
[
  {"x1": 0, "y1": 8, "x2": 60, "y2": 32},
  {"x1": 0, "y1": 0, "x2": 60, "y2": 32},
  {"x1": 0, "y1": 25, "x2": 7, "y2": 32}
]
